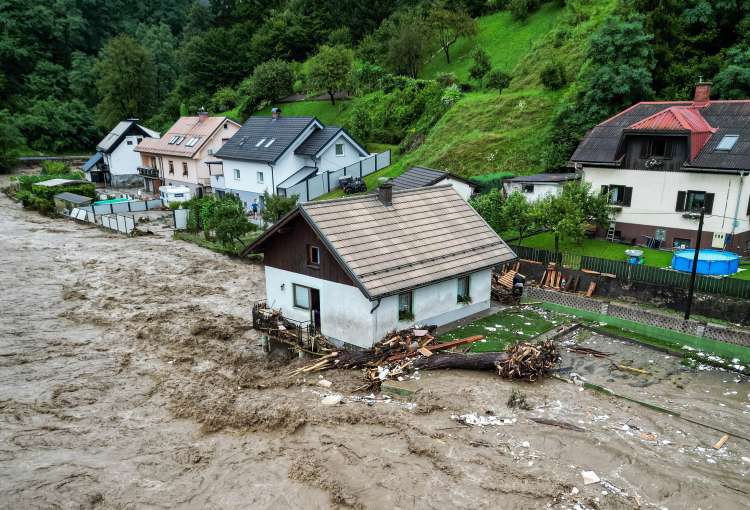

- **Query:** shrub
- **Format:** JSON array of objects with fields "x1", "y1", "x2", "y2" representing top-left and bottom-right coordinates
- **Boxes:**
[
  {"x1": 508, "y1": 0, "x2": 540, "y2": 21},
  {"x1": 469, "y1": 47, "x2": 491, "y2": 81},
  {"x1": 209, "y1": 87, "x2": 238, "y2": 112},
  {"x1": 540, "y1": 63, "x2": 566, "y2": 90},
  {"x1": 435, "y1": 72, "x2": 458, "y2": 88},
  {"x1": 483, "y1": 69, "x2": 511, "y2": 90},
  {"x1": 40, "y1": 161, "x2": 71, "y2": 175},
  {"x1": 261, "y1": 191, "x2": 298, "y2": 224},
  {"x1": 351, "y1": 62, "x2": 390, "y2": 94},
  {"x1": 441, "y1": 84, "x2": 462, "y2": 107}
]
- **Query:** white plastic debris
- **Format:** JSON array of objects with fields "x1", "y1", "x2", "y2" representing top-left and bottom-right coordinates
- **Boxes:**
[
  {"x1": 317, "y1": 379, "x2": 332, "y2": 388},
  {"x1": 741, "y1": 457, "x2": 750, "y2": 463},
  {"x1": 521, "y1": 441, "x2": 530, "y2": 448},
  {"x1": 451, "y1": 413, "x2": 516, "y2": 427},
  {"x1": 581, "y1": 470, "x2": 600, "y2": 485},
  {"x1": 571, "y1": 487, "x2": 579, "y2": 495},
  {"x1": 321, "y1": 394, "x2": 343, "y2": 406}
]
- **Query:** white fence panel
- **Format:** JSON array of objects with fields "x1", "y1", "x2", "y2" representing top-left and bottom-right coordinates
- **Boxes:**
[
  {"x1": 173, "y1": 208, "x2": 188, "y2": 230},
  {"x1": 307, "y1": 175, "x2": 326, "y2": 200},
  {"x1": 286, "y1": 182, "x2": 308, "y2": 202},
  {"x1": 93, "y1": 204, "x2": 112, "y2": 214},
  {"x1": 147, "y1": 199, "x2": 163, "y2": 209},
  {"x1": 130, "y1": 201, "x2": 147, "y2": 212},
  {"x1": 375, "y1": 150, "x2": 390, "y2": 170},
  {"x1": 362, "y1": 156, "x2": 376, "y2": 175},
  {"x1": 112, "y1": 202, "x2": 131, "y2": 213},
  {"x1": 116, "y1": 215, "x2": 126, "y2": 233}
]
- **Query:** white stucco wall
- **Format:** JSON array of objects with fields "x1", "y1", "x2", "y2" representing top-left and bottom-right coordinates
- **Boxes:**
[
  {"x1": 441, "y1": 177, "x2": 475, "y2": 201},
  {"x1": 264, "y1": 266, "x2": 493, "y2": 348},
  {"x1": 315, "y1": 134, "x2": 366, "y2": 173},
  {"x1": 503, "y1": 181, "x2": 563, "y2": 202},
  {"x1": 106, "y1": 135, "x2": 144, "y2": 176},
  {"x1": 583, "y1": 166, "x2": 750, "y2": 235}
]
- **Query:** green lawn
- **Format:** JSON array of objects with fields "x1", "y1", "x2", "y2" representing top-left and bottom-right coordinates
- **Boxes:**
[
  {"x1": 220, "y1": 99, "x2": 352, "y2": 126},
  {"x1": 316, "y1": 143, "x2": 402, "y2": 200},
  {"x1": 174, "y1": 230, "x2": 262, "y2": 258},
  {"x1": 420, "y1": 3, "x2": 563, "y2": 81},
  {"x1": 438, "y1": 307, "x2": 566, "y2": 352}
]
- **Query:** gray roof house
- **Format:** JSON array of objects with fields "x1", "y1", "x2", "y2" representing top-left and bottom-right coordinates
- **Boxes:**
[
  {"x1": 391, "y1": 166, "x2": 477, "y2": 201},
  {"x1": 83, "y1": 119, "x2": 159, "y2": 188},
  {"x1": 502, "y1": 173, "x2": 580, "y2": 202},
  {"x1": 212, "y1": 109, "x2": 371, "y2": 209},
  {"x1": 243, "y1": 183, "x2": 515, "y2": 348},
  {"x1": 569, "y1": 81, "x2": 750, "y2": 254}
]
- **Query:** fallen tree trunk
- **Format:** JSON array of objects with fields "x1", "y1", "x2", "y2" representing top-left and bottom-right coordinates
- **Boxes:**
[{"x1": 412, "y1": 352, "x2": 509, "y2": 371}]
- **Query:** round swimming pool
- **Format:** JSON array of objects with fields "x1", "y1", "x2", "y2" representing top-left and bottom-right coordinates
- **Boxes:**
[{"x1": 671, "y1": 249, "x2": 740, "y2": 275}]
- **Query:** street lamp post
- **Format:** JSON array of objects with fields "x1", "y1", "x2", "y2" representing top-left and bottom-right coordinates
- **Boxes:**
[{"x1": 684, "y1": 207, "x2": 705, "y2": 321}]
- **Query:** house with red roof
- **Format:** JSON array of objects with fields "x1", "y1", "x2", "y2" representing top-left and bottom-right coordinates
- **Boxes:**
[{"x1": 570, "y1": 81, "x2": 750, "y2": 255}]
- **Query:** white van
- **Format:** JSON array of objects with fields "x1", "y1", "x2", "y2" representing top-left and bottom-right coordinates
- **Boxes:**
[{"x1": 159, "y1": 186, "x2": 192, "y2": 206}]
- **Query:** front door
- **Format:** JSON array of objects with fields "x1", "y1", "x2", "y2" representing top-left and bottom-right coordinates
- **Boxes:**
[{"x1": 310, "y1": 288, "x2": 321, "y2": 332}]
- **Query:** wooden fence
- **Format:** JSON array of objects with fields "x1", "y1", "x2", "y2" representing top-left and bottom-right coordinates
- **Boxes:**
[{"x1": 509, "y1": 244, "x2": 750, "y2": 299}]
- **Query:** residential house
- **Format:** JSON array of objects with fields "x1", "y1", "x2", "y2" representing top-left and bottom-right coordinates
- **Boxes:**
[
  {"x1": 570, "y1": 81, "x2": 750, "y2": 255},
  {"x1": 213, "y1": 108, "x2": 369, "y2": 209},
  {"x1": 82, "y1": 119, "x2": 159, "y2": 187},
  {"x1": 390, "y1": 166, "x2": 477, "y2": 201},
  {"x1": 135, "y1": 111, "x2": 240, "y2": 195},
  {"x1": 502, "y1": 173, "x2": 579, "y2": 202},
  {"x1": 243, "y1": 184, "x2": 516, "y2": 348}
]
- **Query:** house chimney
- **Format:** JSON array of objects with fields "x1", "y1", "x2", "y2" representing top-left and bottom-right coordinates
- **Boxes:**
[
  {"x1": 271, "y1": 107, "x2": 281, "y2": 120},
  {"x1": 197, "y1": 107, "x2": 208, "y2": 122},
  {"x1": 378, "y1": 181, "x2": 393, "y2": 206},
  {"x1": 693, "y1": 80, "x2": 712, "y2": 106}
]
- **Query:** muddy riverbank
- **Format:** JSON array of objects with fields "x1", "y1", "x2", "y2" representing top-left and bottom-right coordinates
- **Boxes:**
[{"x1": 0, "y1": 181, "x2": 748, "y2": 509}]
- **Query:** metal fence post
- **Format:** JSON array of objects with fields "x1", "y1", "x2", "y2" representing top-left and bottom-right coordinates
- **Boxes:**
[{"x1": 374, "y1": 153, "x2": 378, "y2": 170}]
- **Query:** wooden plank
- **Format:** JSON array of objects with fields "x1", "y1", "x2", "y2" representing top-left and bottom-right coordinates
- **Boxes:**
[{"x1": 585, "y1": 282, "x2": 596, "y2": 297}]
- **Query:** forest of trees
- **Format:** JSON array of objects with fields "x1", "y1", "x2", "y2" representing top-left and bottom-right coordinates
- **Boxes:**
[{"x1": 4, "y1": 0, "x2": 750, "y2": 172}]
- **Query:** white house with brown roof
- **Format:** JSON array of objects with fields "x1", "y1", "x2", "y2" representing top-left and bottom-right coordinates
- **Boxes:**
[
  {"x1": 135, "y1": 111, "x2": 240, "y2": 195},
  {"x1": 502, "y1": 173, "x2": 580, "y2": 202},
  {"x1": 571, "y1": 82, "x2": 750, "y2": 254},
  {"x1": 243, "y1": 184, "x2": 516, "y2": 348}
]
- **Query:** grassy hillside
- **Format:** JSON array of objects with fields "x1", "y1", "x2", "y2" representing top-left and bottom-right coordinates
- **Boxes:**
[
  {"x1": 421, "y1": 3, "x2": 563, "y2": 81},
  {"x1": 257, "y1": 100, "x2": 352, "y2": 125}
]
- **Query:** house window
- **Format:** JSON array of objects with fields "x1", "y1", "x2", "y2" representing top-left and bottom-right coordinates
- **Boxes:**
[
  {"x1": 234, "y1": 168, "x2": 241, "y2": 180},
  {"x1": 457, "y1": 276, "x2": 470, "y2": 303},
  {"x1": 126, "y1": 140, "x2": 133, "y2": 145},
  {"x1": 255, "y1": 138, "x2": 267, "y2": 147},
  {"x1": 168, "y1": 136, "x2": 179, "y2": 144},
  {"x1": 642, "y1": 138, "x2": 673, "y2": 158},
  {"x1": 257, "y1": 171, "x2": 264, "y2": 184},
  {"x1": 716, "y1": 134, "x2": 739, "y2": 151},
  {"x1": 398, "y1": 291, "x2": 413, "y2": 321},
  {"x1": 168, "y1": 161, "x2": 174, "y2": 174},
  {"x1": 182, "y1": 162, "x2": 188, "y2": 177},
  {"x1": 307, "y1": 245, "x2": 321, "y2": 266},
  {"x1": 224, "y1": 122, "x2": 228, "y2": 129},
  {"x1": 293, "y1": 284, "x2": 311, "y2": 309},
  {"x1": 137, "y1": 137, "x2": 142, "y2": 143},
  {"x1": 335, "y1": 143, "x2": 345, "y2": 156},
  {"x1": 676, "y1": 190, "x2": 714, "y2": 213},
  {"x1": 521, "y1": 184, "x2": 534, "y2": 193},
  {"x1": 654, "y1": 228, "x2": 666, "y2": 242},
  {"x1": 673, "y1": 237, "x2": 691, "y2": 249},
  {"x1": 601, "y1": 185, "x2": 632, "y2": 206},
  {"x1": 265, "y1": 138, "x2": 276, "y2": 147}
]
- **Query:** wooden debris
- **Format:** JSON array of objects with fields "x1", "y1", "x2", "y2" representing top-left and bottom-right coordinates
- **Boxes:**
[
  {"x1": 496, "y1": 340, "x2": 560, "y2": 381},
  {"x1": 612, "y1": 363, "x2": 651, "y2": 376},
  {"x1": 714, "y1": 434, "x2": 730, "y2": 449},
  {"x1": 567, "y1": 346, "x2": 612, "y2": 358},
  {"x1": 418, "y1": 347, "x2": 433, "y2": 357},
  {"x1": 530, "y1": 417, "x2": 586, "y2": 432},
  {"x1": 585, "y1": 282, "x2": 596, "y2": 297}
]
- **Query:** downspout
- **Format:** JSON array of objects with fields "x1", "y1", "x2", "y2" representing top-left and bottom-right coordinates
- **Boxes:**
[
  {"x1": 268, "y1": 163, "x2": 275, "y2": 198},
  {"x1": 731, "y1": 171, "x2": 747, "y2": 238},
  {"x1": 370, "y1": 298, "x2": 381, "y2": 346}
]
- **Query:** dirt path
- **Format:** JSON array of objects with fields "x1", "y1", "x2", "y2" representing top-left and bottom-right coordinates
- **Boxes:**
[{"x1": 1, "y1": 183, "x2": 748, "y2": 509}]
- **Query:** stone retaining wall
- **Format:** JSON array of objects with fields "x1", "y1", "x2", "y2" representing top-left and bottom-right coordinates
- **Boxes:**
[{"x1": 525, "y1": 287, "x2": 750, "y2": 347}]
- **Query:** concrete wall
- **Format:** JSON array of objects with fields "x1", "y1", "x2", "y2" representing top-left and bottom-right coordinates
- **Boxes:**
[
  {"x1": 315, "y1": 133, "x2": 366, "y2": 173},
  {"x1": 583, "y1": 166, "x2": 750, "y2": 240},
  {"x1": 442, "y1": 177, "x2": 475, "y2": 201},
  {"x1": 503, "y1": 182, "x2": 563, "y2": 202}
]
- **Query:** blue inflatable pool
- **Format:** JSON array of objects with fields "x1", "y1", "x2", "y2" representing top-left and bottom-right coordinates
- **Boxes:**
[{"x1": 671, "y1": 249, "x2": 740, "y2": 275}]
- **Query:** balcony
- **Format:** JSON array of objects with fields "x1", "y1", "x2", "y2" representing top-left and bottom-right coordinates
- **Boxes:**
[
  {"x1": 197, "y1": 177, "x2": 211, "y2": 186},
  {"x1": 137, "y1": 166, "x2": 159, "y2": 178}
]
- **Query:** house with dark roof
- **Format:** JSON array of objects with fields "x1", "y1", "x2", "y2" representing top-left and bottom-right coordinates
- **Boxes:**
[
  {"x1": 243, "y1": 183, "x2": 515, "y2": 348},
  {"x1": 502, "y1": 173, "x2": 579, "y2": 202},
  {"x1": 135, "y1": 111, "x2": 241, "y2": 196},
  {"x1": 212, "y1": 108, "x2": 369, "y2": 210},
  {"x1": 82, "y1": 119, "x2": 159, "y2": 188},
  {"x1": 570, "y1": 81, "x2": 750, "y2": 255},
  {"x1": 391, "y1": 166, "x2": 477, "y2": 200}
]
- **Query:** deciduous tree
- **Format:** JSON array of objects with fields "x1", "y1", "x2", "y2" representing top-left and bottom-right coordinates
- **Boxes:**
[
  {"x1": 307, "y1": 45, "x2": 353, "y2": 104},
  {"x1": 501, "y1": 191, "x2": 533, "y2": 242},
  {"x1": 261, "y1": 191, "x2": 299, "y2": 224},
  {"x1": 428, "y1": 5, "x2": 477, "y2": 64}
]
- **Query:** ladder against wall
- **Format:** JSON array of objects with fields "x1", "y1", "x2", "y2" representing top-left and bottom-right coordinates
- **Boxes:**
[{"x1": 606, "y1": 221, "x2": 616, "y2": 242}]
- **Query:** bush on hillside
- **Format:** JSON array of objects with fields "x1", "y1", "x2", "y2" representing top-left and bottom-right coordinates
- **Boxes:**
[
  {"x1": 441, "y1": 84, "x2": 462, "y2": 106},
  {"x1": 508, "y1": 0, "x2": 541, "y2": 21},
  {"x1": 540, "y1": 63, "x2": 566, "y2": 89},
  {"x1": 209, "y1": 87, "x2": 238, "y2": 112},
  {"x1": 435, "y1": 72, "x2": 458, "y2": 88},
  {"x1": 351, "y1": 62, "x2": 390, "y2": 94},
  {"x1": 40, "y1": 161, "x2": 71, "y2": 175},
  {"x1": 483, "y1": 69, "x2": 511, "y2": 90},
  {"x1": 469, "y1": 47, "x2": 492, "y2": 81}
]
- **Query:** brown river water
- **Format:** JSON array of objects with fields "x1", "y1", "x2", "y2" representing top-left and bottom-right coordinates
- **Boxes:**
[{"x1": 0, "y1": 174, "x2": 748, "y2": 509}]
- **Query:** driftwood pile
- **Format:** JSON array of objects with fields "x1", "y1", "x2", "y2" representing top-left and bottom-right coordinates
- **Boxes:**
[{"x1": 289, "y1": 327, "x2": 560, "y2": 386}]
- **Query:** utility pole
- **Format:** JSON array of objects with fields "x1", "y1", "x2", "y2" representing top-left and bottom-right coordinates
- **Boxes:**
[{"x1": 684, "y1": 207, "x2": 705, "y2": 321}]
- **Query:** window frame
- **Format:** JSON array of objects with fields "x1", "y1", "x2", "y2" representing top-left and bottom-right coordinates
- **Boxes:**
[
  {"x1": 334, "y1": 142, "x2": 345, "y2": 157},
  {"x1": 521, "y1": 184, "x2": 534, "y2": 193},
  {"x1": 642, "y1": 138, "x2": 674, "y2": 159},
  {"x1": 307, "y1": 245, "x2": 321, "y2": 267},
  {"x1": 255, "y1": 138, "x2": 267, "y2": 147},
  {"x1": 716, "y1": 134, "x2": 739, "y2": 152},
  {"x1": 233, "y1": 168, "x2": 241, "y2": 180},
  {"x1": 398, "y1": 291, "x2": 413, "y2": 321},
  {"x1": 293, "y1": 284, "x2": 311, "y2": 310},
  {"x1": 685, "y1": 190, "x2": 707, "y2": 212},
  {"x1": 257, "y1": 171, "x2": 264, "y2": 184},
  {"x1": 182, "y1": 161, "x2": 188, "y2": 177},
  {"x1": 168, "y1": 161, "x2": 174, "y2": 175},
  {"x1": 457, "y1": 275, "x2": 470, "y2": 303}
]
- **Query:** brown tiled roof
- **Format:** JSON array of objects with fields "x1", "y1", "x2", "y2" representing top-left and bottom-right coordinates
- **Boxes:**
[
  {"x1": 135, "y1": 116, "x2": 237, "y2": 158},
  {"x1": 245, "y1": 185, "x2": 516, "y2": 299}
]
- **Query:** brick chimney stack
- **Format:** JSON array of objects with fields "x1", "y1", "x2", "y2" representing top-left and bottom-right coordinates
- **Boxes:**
[
  {"x1": 197, "y1": 107, "x2": 208, "y2": 122},
  {"x1": 693, "y1": 80, "x2": 712, "y2": 107},
  {"x1": 378, "y1": 181, "x2": 393, "y2": 206}
]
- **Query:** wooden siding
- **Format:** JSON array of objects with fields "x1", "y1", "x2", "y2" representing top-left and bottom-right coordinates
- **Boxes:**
[
  {"x1": 622, "y1": 135, "x2": 689, "y2": 171},
  {"x1": 261, "y1": 214, "x2": 355, "y2": 286}
]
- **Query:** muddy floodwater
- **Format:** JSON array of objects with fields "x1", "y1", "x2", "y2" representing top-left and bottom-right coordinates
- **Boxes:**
[{"x1": 1, "y1": 177, "x2": 749, "y2": 509}]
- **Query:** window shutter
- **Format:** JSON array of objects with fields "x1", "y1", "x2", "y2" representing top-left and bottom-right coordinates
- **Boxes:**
[
  {"x1": 676, "y1": 191, "x2": 686, "y2": 212},
  {"x1": 623, "y1": 187, "x2": 633, "y2": 206},
  {"x1": 640, "y1": 140, "x2": 649, "y2": 159},
  {"x1": 704, "y1": 193, "x2": 715, "y2": 214}
]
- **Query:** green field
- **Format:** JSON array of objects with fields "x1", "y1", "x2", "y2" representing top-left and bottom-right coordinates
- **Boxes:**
[
  {"x1": 439, "y1": 307, "x2": 566, "y2": 352},
  {"x1": 421, "y1": 3, "x2": 563, "y2": 81}
]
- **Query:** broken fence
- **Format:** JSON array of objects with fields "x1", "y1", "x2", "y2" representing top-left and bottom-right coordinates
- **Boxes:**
[
  {"x1": 510, "y1": 244, "x2": 750, "y2": 300},
  {"x1": 68, "y1": 207, "x2": 136, "y2": 235}
]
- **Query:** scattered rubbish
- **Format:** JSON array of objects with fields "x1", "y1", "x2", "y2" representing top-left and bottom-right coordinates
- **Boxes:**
[
  {"x1": 639, "y1": 432, "x2": 657, "y2": 442},
  {"x1": 320, "y1": 394, "x2": 343, "y2": 406},
  {"x1": 581, "y1": 470, "x2": 600, "y2": 485},
  {"x1": 507, "y1": 389, "x2": 532, "y2": 410},
  {"x1": 520, "y1": 441, "x2": 530, "y2": 448},
  {"x1": 568, "y1": 346, "x2": 612, "y2": 358},
  {"x1": 741, "y1": 456, "x2": 750, "y2": 463},
  {"x1": 612, "y1": 363, "x2": 652, "y2": 376},
  {"x1": 714, "y1": 434, "x2": 729, "y2": 449},
  {"x1": 530, "y1": 417, "x2": 586, "y2": 432},
  {"x1": 451, "y1": 413, "x2": 516, "y2": 427},
  {"x1": 317, "y1": 379, "x2": 332, "y2": 388},
  {"x1": 571, "y1": 487, "x2": 579, "y2": 495}
]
